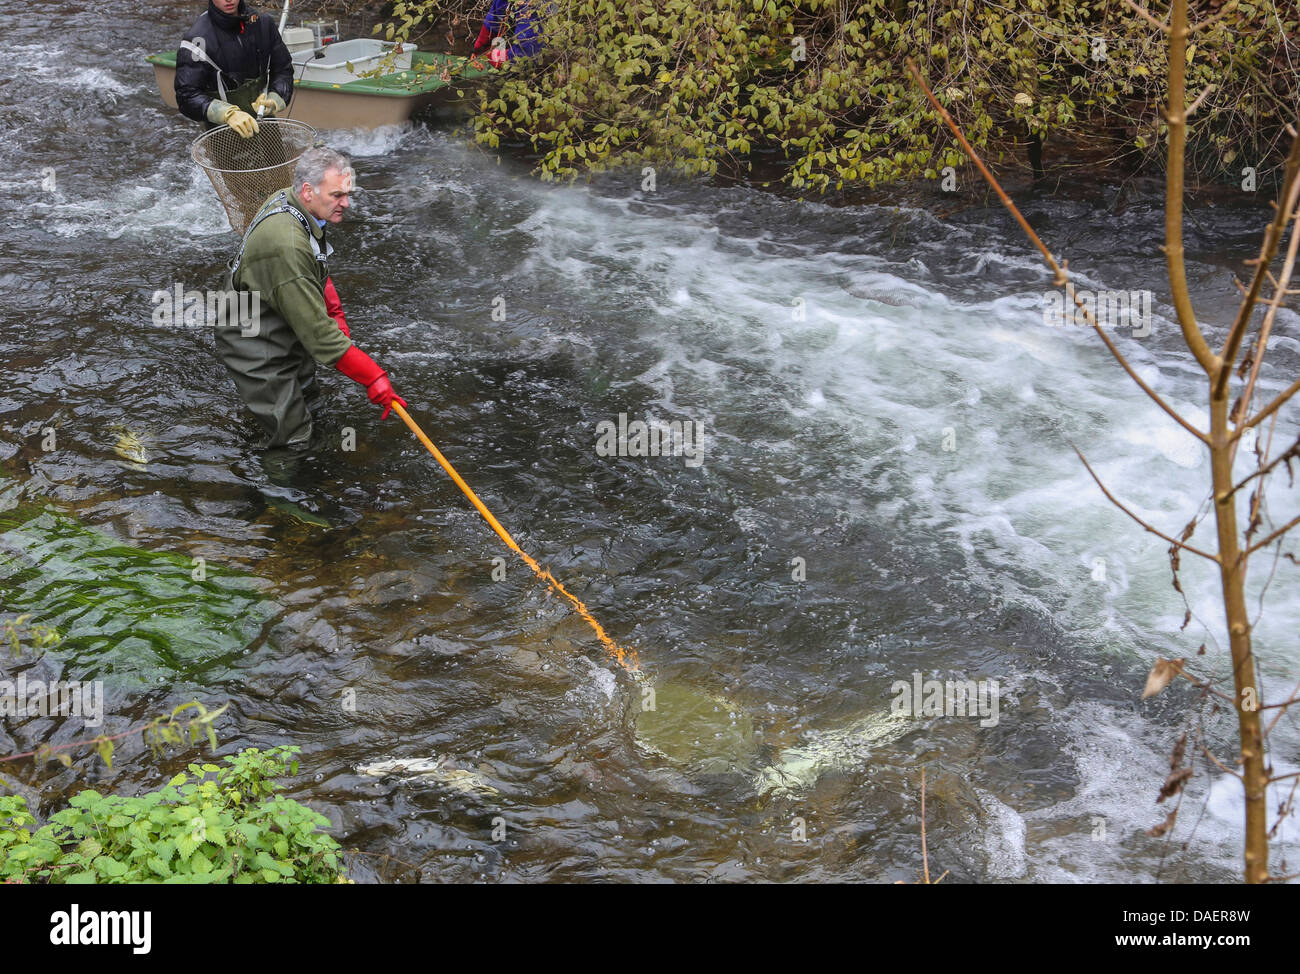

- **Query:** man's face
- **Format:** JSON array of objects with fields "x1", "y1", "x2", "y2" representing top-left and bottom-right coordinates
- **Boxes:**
[
  {"x1": 298, "y1": 167, "x2": 353, "y2": 223},
  {"x1": 213, "y1": 0, "x2": 240, "y2": 14}
]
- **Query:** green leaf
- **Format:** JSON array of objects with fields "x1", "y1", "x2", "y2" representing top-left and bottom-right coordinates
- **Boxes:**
[
  {"x1": 94, "y1": 855, "x2": 129, "y2": 878},
  {"x1": 147, "y1": 856, "x2": 172, "y2": 877}
]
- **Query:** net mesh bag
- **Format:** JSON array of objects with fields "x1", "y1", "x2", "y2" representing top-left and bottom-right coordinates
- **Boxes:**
[{"x1": 191, "y1": 118, "x2": 318, "y2": 234}]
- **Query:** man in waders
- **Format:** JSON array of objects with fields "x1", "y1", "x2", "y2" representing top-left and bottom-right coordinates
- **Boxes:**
[
  {"x1": 217, "y1": 146, "x2": 406, "y2": 454},
  {"x1": 175, "y1": 0, "x2": 293, "y2": 137}
]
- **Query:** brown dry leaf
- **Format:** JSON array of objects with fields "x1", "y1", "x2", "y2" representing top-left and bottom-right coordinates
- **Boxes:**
[
  {"x1": 1147, "y1": 809, "x2": 1178, "y2": 837},
  {"x1": 1142, "y1": 657, "x2": 1185, "y2": 699},
  {"x1": 1170, "y1": 733, "x2": 1187, "y2": 769},
  {"x1": 1157, "y1": 766, "x2": 1194, "y2": 803}
]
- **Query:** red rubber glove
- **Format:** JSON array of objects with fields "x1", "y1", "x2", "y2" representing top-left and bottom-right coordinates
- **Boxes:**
[
  {"x1": 324, "y1": 276, "x2": 349, "y2": 337},
  {"x1": 473, "y1": 25, "x2": 491, "y2": 52},
  {"x1": 335, "y1": 345, "x2": 407, "y2": 420},
  {"x1": 488, "y1": 45, "x2": 509, "y2": 68}
]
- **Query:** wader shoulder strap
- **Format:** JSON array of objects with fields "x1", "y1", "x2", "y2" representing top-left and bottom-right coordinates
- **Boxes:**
[
  {"x1": 180, "y1": 38, "x2": 228, "y2": 102},
  {"x1": 231, "y1": 191, "x2": 333, "y2": 281}
]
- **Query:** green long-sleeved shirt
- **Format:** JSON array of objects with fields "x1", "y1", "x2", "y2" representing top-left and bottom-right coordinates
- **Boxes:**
[{"x1": 233, "y1": 190, "x2": 352, "y2": 366}]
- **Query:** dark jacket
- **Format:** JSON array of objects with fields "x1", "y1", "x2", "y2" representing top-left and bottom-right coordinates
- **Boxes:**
[{"x1": 175, "y1": 1, "x2": 293, "y2": 123}]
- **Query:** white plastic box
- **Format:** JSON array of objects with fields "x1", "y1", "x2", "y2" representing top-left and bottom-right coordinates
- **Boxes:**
[
  {"x1": 282, "y1": 27, "x2": 315, "y2": 55},
  {"x1": 292, "y1": 39, "x2": 417, "y2": 85}
]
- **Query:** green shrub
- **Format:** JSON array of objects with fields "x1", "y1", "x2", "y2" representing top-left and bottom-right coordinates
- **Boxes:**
[
  {"x1": 0, "y1": 746, "x2": 348, "y2": 884},
  {"x1": 385, "y1": 0, "x2": 1300, "y2": 190}
]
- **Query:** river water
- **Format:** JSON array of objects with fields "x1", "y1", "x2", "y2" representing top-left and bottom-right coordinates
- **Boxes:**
[{"x1": 2, "y1": 0, "x2": 1298, "y2": 882}]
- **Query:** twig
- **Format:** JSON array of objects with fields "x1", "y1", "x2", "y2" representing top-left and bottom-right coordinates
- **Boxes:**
[
  {"x1": 1186, "y1": 84, "x2": 1215, "y2": 117},
  {"x1": 1198, "y1": 741, "x2": 1243, "y2": 778},
  {"x1": 1244, "y1": 374, "x2": 1300, "y2": 433},
  {"x1": 920, "y1": 766, "x2": 930, "y2": 884},
  {"x1": 1072, "y1": 445, "x2": 1220, "y2": 561},
  {"x1": 905, "y1": 58, "x2": 1209, "y2": 445},
  {"x1": 1225, "y1": 432, "x2": 1300, "y2": 500},
  {"x1": 1220, "y1": 133, "x2": 1300, "y2": 404},
  {"x1": 1, "y1": 724, "x2": 155, "y2": 764},
  {"x1": 1122, "y1": 0, "x2": 1173, "y2": 33},
  {"x1": 1245, "y1": 511, "x2": 1300, "y2": 556},
  {"x1": 1191, "y1": 5, "x2": 1238, "y2": 33},
  {"x1": 1161, "y1": 0, "x2": 1218, "y2": 374}
]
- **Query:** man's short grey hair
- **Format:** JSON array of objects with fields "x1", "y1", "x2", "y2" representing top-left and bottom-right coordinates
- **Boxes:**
[{"x1": 294, "y1": 146, "x2": 354, "y2": 191}]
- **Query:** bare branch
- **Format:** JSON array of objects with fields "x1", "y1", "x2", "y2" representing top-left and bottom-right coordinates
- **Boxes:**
[
  {"x1": 1072, "y1": 444, "x2": 1220, "y2": 561},
  {"x1": 1220, "y1": 132, "x2": 1300, "y2": 404},
  {"x1": 1191, "y1": 5, "x2": 1237, "y2": 33},
  {"x1": 1199, "y1": 741, "x2": 1243, "y2": 778},
  {"x1": 1186, "y1": 84, "x2": 1215, "y2": 117},
  {"x1": 905, "y1": 59, "x2": 1209, "y2": 445},
  {"x1": 1226, "y1": 433, "x2": 1300, "y2": 502},
  {"x1": 1243, "y1": 374, "x2": 1300, "y2": 433},
  {"x1": 1245, "y1": 511, "x2": 1300, "y2": 556},
  {"x1": 1161, "y1": 1, "x2": 1218, "y2": 374},
  {"x1": 921, "y1": 766, "x2": 930, "y2": 885},
  {"x1": 1122, "y1": 0, "x2": 1172, "y2": 33},
  {"x1": 904, "y1": 59, "x2": 1059, "y2": 277}
]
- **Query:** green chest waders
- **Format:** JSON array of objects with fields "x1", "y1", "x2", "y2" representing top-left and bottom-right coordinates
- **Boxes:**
[{"x1": 215, "y1": 192, "x2": 332, "y2": 450}]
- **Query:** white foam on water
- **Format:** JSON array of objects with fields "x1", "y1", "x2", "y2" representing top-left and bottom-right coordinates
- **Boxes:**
[
  {"x1": 6, "y1": 43, "x2": 133, "y2": 95},
  {"x1": 497, "y1": 178, "x2": 1300, "y2": 879},
  {"x1": 35, "y1": 163, "x2": 232, "y2": 240},
  {"x1": 323, "y1": 123, "x2": 421, "y2": 157},
  {"x1": 563, "y1": 655, "x2": 619, "y2": 708},
  {"x1": 977, "y1": 788, "x2": 1029, "y2": 879},
  {"x1": 1204, "y1": 762, "x2": 1300, "y2": 846}
]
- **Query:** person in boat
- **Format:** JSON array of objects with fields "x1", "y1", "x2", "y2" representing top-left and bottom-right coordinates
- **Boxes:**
[
  {"x1": 217, "y1": 146, "x2": 406, "y2": 450},
  {"x1": 175, "y1": 0, "x2": 293, "y2": 137},
  {"x1": 473, "y1": 0, "x2": 543, "y2": 66}
]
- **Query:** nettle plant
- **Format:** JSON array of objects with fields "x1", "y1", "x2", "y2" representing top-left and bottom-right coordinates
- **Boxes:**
[{"x1": 0, "y1": 746, "x2": 348, "y2": 884}]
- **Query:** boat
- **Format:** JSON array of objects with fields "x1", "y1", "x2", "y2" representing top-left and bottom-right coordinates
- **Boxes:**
[{"x1": 147, "y1": 10, "x2": 491, "y2": 130}]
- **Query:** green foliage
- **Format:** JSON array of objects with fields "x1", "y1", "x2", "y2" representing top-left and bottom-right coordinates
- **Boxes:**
[
  {"x1": 3, "y1": 613, "x2": 61, "y2": 658},
  {"x1": 382, "y1": 0, "x2": 1300, "y2": 190},
  {"x1": 0, "y1": 746, "x2": 348, "y2": 884}
]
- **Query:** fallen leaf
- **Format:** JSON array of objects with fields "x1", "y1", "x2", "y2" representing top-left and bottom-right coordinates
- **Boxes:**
[
  {"x1": 1142, "y1": 657, "x2": 1185, "y2": 699},
  {"x1": 1157, "y1": 766, "x2": 1194, "y2": 803},
  {"x1": 1169, "y1": 733, "x2": 1186, "y2": 769},
  {"x1": 1147, "y1": 809, "x2": 1178, "y2": 837}
]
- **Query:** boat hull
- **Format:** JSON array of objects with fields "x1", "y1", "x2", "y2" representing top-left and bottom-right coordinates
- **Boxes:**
[{"x1": 148, "y1": 51, "x2": 488, "y2": 130}]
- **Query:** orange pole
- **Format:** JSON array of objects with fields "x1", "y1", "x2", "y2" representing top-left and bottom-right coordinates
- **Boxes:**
[{"x1": 390, "y1": 402, "x2": 638, "y2": 673}]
